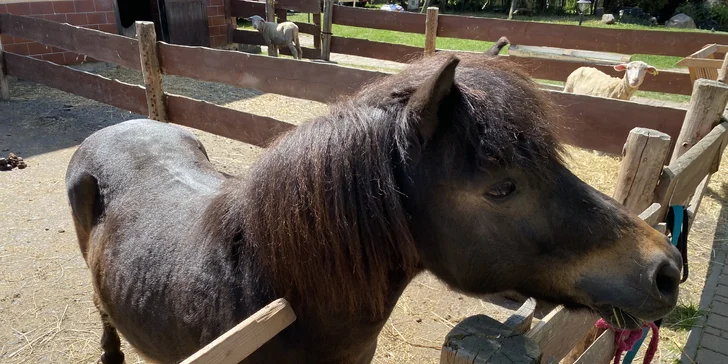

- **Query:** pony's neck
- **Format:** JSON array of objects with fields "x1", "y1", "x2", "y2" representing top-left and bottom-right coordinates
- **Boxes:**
[{"x1": 238, "y1": 108, "x2": 421, "y2": 319}]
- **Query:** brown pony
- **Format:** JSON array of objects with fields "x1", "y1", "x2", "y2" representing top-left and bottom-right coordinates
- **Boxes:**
[{"x1": 66, "y1": 53, "x2": 681, "y2": 364}]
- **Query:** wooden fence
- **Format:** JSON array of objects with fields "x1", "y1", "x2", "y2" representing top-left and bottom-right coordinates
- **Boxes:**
[{"x1": 1, "y1": 10, "x2": 727, "y2": 364}]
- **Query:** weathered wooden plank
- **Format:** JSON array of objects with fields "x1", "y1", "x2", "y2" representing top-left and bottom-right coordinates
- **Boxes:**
[
  {"x1": 229, "y1": 0, "x2": 266, "y2": 18},
  {"x1": 0, "y1": 13, "x2": 141, "y2": 70},
  {"x1": 0, "y1": 36, "x2": 8, "y2": 100},
  {"x1": 321, "y1": 0, "x2": 333, "y2": 61},
  {"x1": 328, "y1": 38, "x2": 692, "y2": 95},
  {"x1": 295, "y1": 22, "x2": 321, "y2": 36},
  {"x1": 504, "y1": 297, "x2": 537, "y2": 335},
  {"x1": 330, "y1": 36, "x2": 422, "y2": 63},
  {"x1": 639, "y1": 202, "x2": 663, "y2": 227},
  {"x1": 158, "y1": 42, "x2": 385, "y2": 103},
  {"x1": 441, "y1": 315, "x2": 542, "y2": 364},
  {"x1": 424, "y1": 7, "x2": 438, "y2": 57},
  {"x1": 136, "y1": 21, "x2": 168, "y2": 122},
  {"x1": 656, "y1": 122, "x2": 728, "y2": 206},
  {"x1": 277, "y1": 0, "x2": 320, "y2": 14},
  {"x1": 436, "y1": 13, "x2": 728, "y2": 58},
  {"x1": 180, "y1": 298, "x2": 296, "y2": 364},
  {"x1": 332, "y1": 5, "x2": 425, "y2": 34},
  {"x1": 4, "y1": 52, "x2": 147, "y2": 115},
  {"x1": 505, "y1": 56, "x2": 692, "y2": 95},
  {"x1": 544, "y1": 90, "x2": 686, "y2": 155},
  {"x1": 232, "y1": 29, "x2": 320, "y2": 59},
  {"x1": 572, "y1": 329, "x2": 615, "y2": 364},
  {"x1": 525, "y1": 307, "x2": 600, "y2": 363},
  {"x1": 671, "y1": 79, "x2": 728, "y2": 162},
  {"x1": 166, "y1": 94, "x2": 294, "y2": 147},
  {"x1": 613, "y1": 128, "x2": 671, "y2": 213}
]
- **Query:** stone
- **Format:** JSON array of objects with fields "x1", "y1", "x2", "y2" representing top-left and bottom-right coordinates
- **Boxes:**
[
  {"x1": 701, "y1": 333, "x2": 728, "y2": 356},
  {"x1": 666, "y1": 13, "x2": 697, "y2": 29},
  {"x1": 602, "y1": 14, "x2": 616, "y2": 24},
  {"x1": 706, "y1": 312, "x2": 728, "y2": 329},
  {"x1": 696, "y1": 348, "x2": 728, "y2": 363},
  {"x1": 717, "y1": 284, "x2": 728, "y2": 298}
]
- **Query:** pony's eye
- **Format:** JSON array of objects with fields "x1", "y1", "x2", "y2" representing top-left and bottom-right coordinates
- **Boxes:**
[{"x1": 485, "y1": 180, "x2": 516, "y2": 200}]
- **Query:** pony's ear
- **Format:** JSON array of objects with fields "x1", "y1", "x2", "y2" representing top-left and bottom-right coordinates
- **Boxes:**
[{"x1": 406, "y1": 55, "x2": 459, "y2": 149}]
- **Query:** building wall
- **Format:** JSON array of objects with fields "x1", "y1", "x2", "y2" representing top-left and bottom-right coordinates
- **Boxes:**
[
  {"x1": 0, "y1": 0, "x2": 230, "y2": 66},
  {"x1": 206, "y1": 0, "x2": 228, "y2": 48},
  {"x1": 0, "y1": 0, "x2": 118, "y2": 64}
]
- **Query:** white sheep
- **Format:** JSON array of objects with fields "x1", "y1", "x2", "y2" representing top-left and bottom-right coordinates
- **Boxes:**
[
  {"x1": 563, "y1": 61, "x2": 658, "y2": 101},
  {"x1": 246, "y1": 15, "x2": 302, "y2": 60}
]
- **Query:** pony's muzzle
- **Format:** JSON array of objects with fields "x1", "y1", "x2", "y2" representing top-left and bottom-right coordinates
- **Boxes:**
[{"x1": 648, "y1": 240, "x2": 682, "y2": 307}]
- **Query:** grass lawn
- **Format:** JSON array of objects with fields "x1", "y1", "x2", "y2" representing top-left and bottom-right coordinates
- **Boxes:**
[{"x1": 239, "y1": 12, "x2": 695, "y2": 102}]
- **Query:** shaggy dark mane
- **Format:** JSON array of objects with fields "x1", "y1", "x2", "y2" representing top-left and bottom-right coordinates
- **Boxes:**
[{"x1": 203, "y1": 53, "x2": 566, "y2": 318}]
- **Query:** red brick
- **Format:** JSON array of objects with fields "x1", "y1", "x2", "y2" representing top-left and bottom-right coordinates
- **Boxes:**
[
  {"x1": 30, "y1": 1, "x2": 55, "y2": 15},
  {"x1": 41, "y1": 53, "x2": 66, "y2": 64},
  {"x1": 4, "y1": 43, "x2": 29, "y2": 55},
  {"x1": 66, "y1": 13, "x2": 89, "y2": 25},
  {"x1": 83, "y1": 24, "x2": 100, "y2": 30},
  {"x1": 44, "y1": 14, "x2": 68, "y2": 23},
  {"x1": 210, "y1": 0, "x2": 223, "y2": 6},
  {"x1": 53, "y1": 1, "x2": 76, "y2": 13},
  {"x1": 1, "y1": 35, "x2": 15, "y2": 45},
  {"x1": 7, "y1": 3, "x2": 32, "y2": 15},
  {"x1": 27, "y1": 42, "x2": 54, "y2": 55},
  {"x1": 209, "y1": 15, "x2": 225, "y2": 26},
  {"x1": 74, "y1": 0, "x2": 96, "y2": 12},
  {"x1": 104, "y1": 11, "x2": 116, "y2": 24},
  {"x1": 86, "y1": 12, "x2": 106, "y2": 24},
  {"x1": 94, "y1": 0, "x2": 114, "y2": 11},
  {"x1": 211, "y1": 34, "x2": 226, "y2": 46},
  {"x1": 98, "y1": 23, "x2": 117, "y2": 33},
  {"x1": 0, "y1": 4, "x2": 7, "y2": 14}
]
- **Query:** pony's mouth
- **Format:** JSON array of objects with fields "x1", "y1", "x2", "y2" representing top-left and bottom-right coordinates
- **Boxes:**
[{"x1": 592, "y1": 305, "x2": 644, "y2": 330}]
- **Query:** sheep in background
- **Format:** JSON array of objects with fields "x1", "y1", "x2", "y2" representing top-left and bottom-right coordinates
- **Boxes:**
[
  {"x1": 485, "y1": 36, "x2": 510, "y2": 56},
  {"x1": 246, "y1": 15, "x2": 302, "y2": 60},
  {"x1": 563, "y1": 61, "x2": 658, "y2": 101}
]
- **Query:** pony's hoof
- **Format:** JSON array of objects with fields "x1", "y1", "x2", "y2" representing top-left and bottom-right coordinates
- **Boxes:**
[{"x1": 100, "y1": 351, "x2": 125, "y2": 364}]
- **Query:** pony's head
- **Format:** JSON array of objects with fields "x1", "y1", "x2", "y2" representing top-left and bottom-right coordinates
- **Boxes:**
[{"x1": 244, "y1": 53, "x2": 680, "y2": 329}]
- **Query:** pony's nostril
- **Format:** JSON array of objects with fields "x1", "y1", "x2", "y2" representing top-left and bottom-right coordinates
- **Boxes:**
[{"x1": 655, "y1": 262, "x2": 680, "y2": 297}]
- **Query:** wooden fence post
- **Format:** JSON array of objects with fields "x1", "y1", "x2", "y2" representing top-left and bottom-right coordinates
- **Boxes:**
[
  {"x1": 424, "y1": 7, "x2": 438, "y2": 56},
  {"x1": 135, "y1": 21, "x2": 168, "y2": 123},
  {"x1": 671, "y1": 78, "x2": 728, "y2": 163},
  {"x1": 265, "y1": 0, "x2": 277, "y2": 57},
  {"x1": 0, "y1": 35, "x2": 9, "y2": 100},
  {"x1": 613, "y1": 128, "x2": 672, "y2": 213},
  {"x1": 321, "y1": 0, "x2": 333, "y2": 61},
  {"x1": 565, "y1": 128, "x2": 671, "y2": 364}
]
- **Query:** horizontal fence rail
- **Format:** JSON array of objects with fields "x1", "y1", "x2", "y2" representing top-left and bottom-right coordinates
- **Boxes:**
[
  {"x1": 0, "y1": 13, "x2": 689, "y2": 155},
  {"x1": 330, "y1": 6, "x2": 728, "y2": 58}
]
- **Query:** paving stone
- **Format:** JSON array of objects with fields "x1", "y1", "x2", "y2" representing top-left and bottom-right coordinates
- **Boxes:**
[
  {"x1": 706, "y1": 312, "x2": 728, "y2": 330},
  {"x1": 712, "y1": 300, "x2": 728, "y2": 317},
  {"x1": 696, "y1": 348, "x2": 728, "y2": 364},
  {"x1": 717, "y1": 284, "x2": 728, "y2": 298},
  {"x1": 715, "y1": 294, "x2": 728, "y2": 304},
  {"x1": 705, "y1": 326, "x2": 722, "y2": 337},
  {"x1": 701, "y1": 333, "x2": 728, "y2": 356}
]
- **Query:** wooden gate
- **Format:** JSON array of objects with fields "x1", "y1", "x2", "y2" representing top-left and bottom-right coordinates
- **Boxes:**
[{"x1": 161, "y1": 0, "x2": 210, "y2": 46}]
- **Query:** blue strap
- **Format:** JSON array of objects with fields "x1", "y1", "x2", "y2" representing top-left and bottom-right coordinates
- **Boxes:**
[{"x1": 622, "y1": 205, "x2": 684, "y2": 364}]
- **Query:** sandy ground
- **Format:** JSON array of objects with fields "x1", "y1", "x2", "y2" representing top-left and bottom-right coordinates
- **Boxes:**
[{"x1": 0, "y1": 59, "x2": 726, "y2": 364}]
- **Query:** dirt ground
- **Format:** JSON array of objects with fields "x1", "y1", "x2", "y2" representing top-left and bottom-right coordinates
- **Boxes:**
[{"x1": 1, "y1": 60, "x2": 726, "y2": 364}]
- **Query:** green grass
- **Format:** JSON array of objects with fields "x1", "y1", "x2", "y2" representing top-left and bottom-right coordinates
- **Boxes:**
[
  {"x1": 238, "y1": 12, "x2": 694, "y2": 102},
  {"x1": 663, "y1": 301, "x2": 706, "y2": 331}
]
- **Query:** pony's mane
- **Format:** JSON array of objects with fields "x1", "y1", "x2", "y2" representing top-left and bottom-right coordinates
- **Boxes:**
[{"x1": 203, "y1": 53, "x2": 565, "y2": 318}]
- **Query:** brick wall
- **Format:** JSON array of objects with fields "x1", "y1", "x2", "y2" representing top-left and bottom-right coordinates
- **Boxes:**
[
  {"x1": 0, "y1": 0, "x2": 118, "y2": 65},
  {"x1": 207, "y1": 0, "x2": 228, "y2": 48}
]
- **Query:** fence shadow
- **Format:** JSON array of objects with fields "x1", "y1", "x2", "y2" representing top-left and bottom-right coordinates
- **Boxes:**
[{"x1": 0, "y1": 62, "x2": 266, "y2": 160}]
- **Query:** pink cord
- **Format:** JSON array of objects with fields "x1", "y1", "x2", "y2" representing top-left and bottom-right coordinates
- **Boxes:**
[{"x1": 595, "y1": 319, "x2": 659, "y2": 364}]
